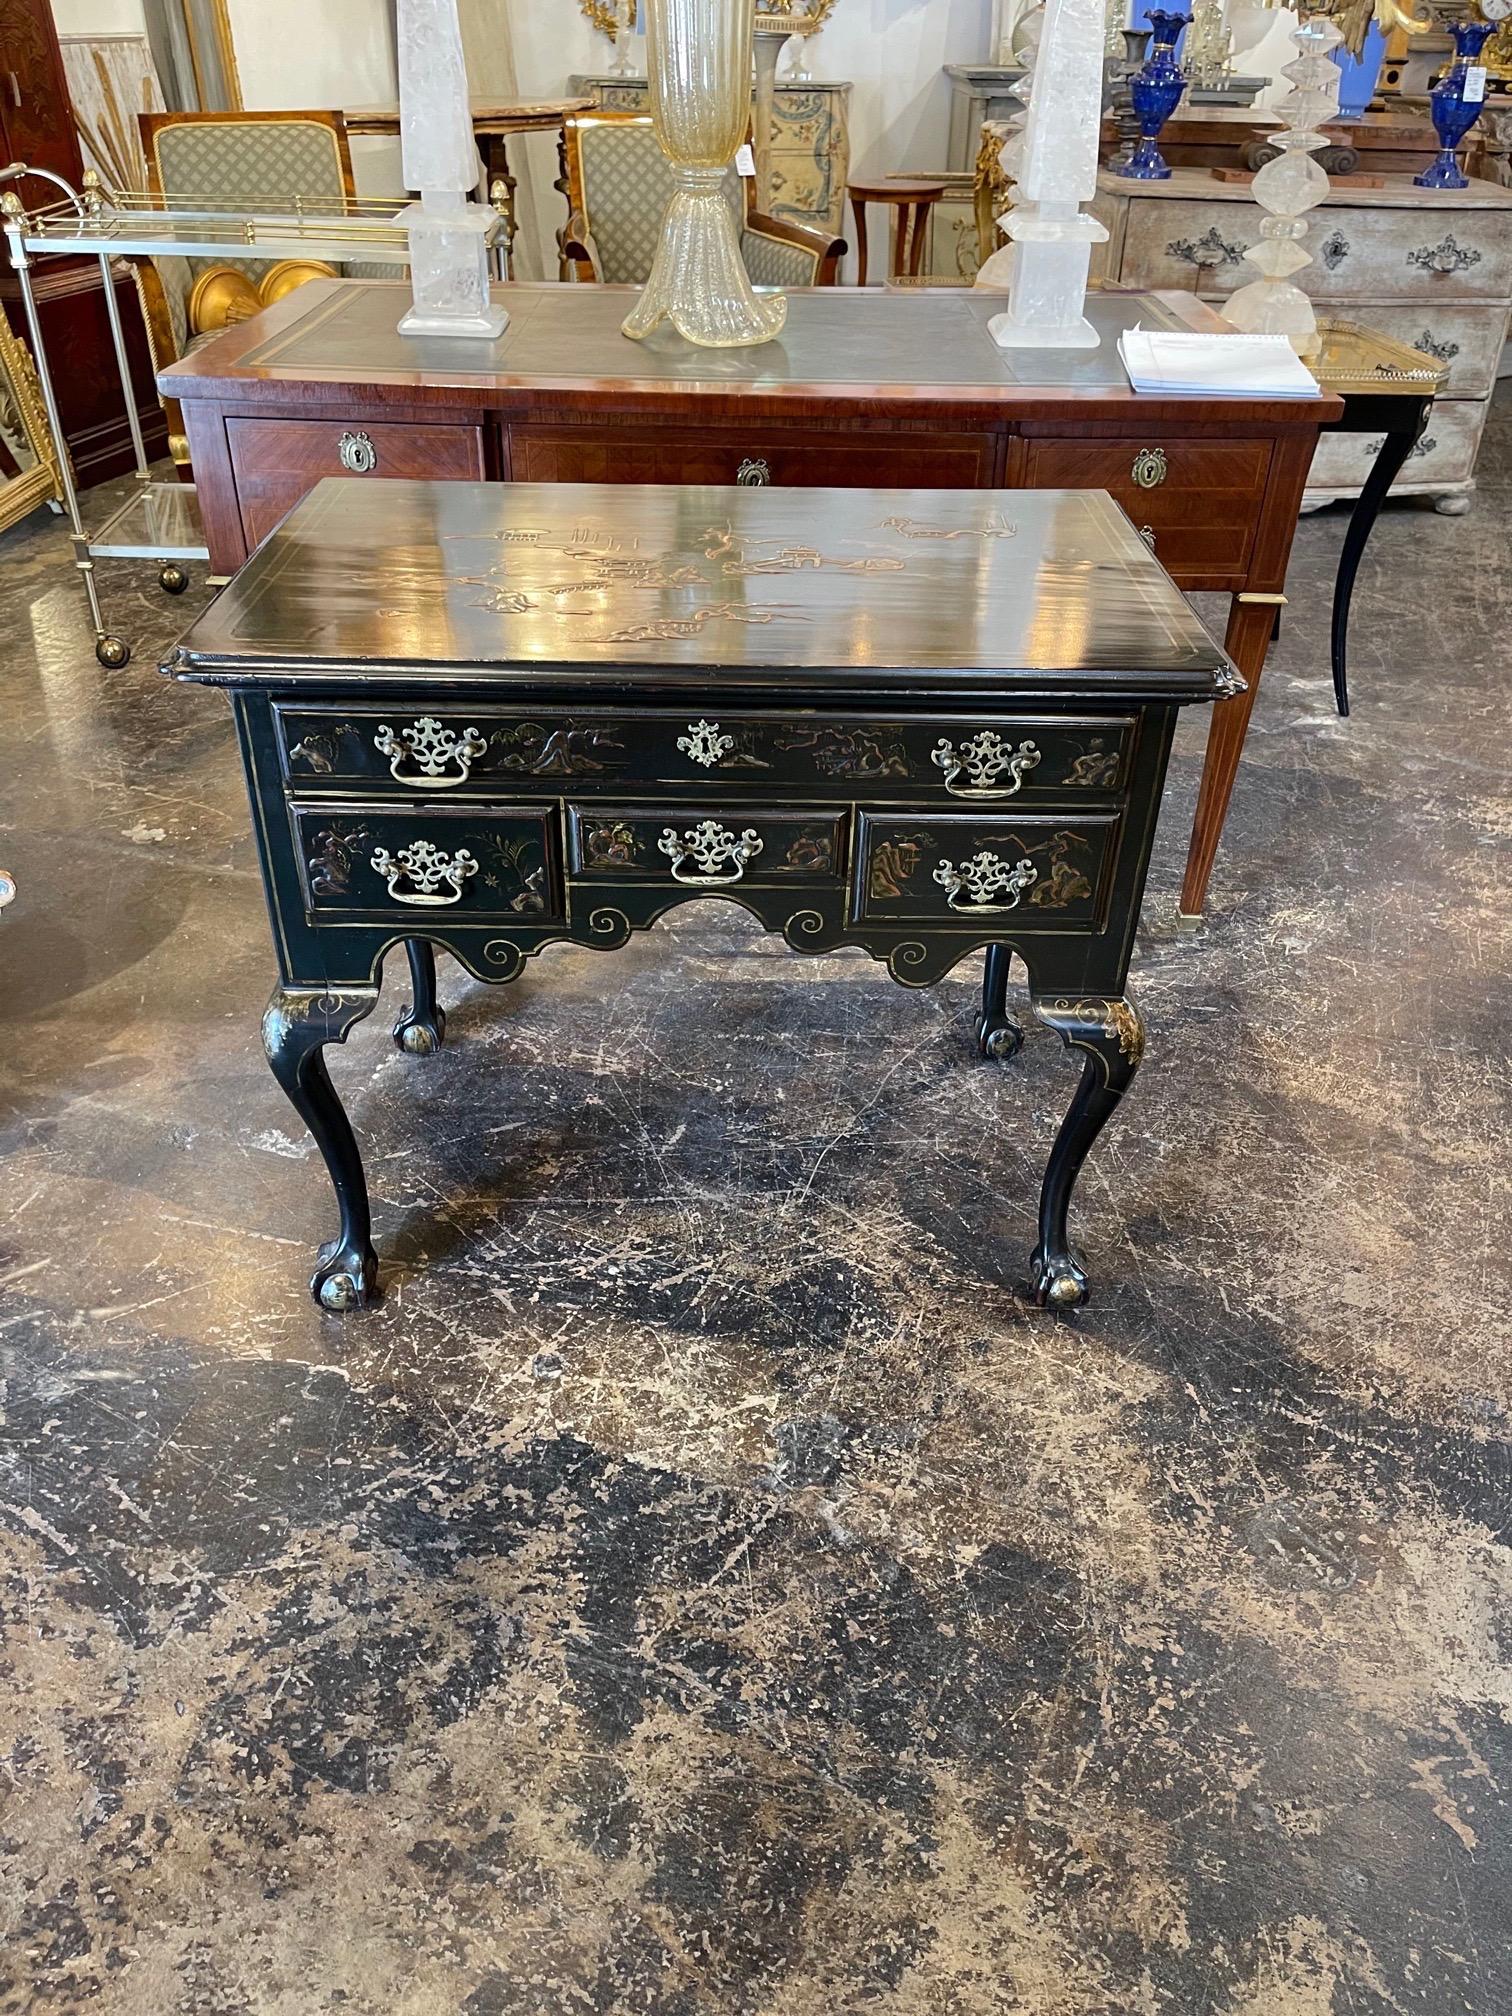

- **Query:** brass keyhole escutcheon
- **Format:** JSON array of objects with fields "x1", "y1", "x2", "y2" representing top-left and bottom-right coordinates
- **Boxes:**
[
  {"x1": 736, "y1": 457, "x2": 771, "y2": 486},
  {"x1": 1131, "y1": 447, "x2": 1167, "y2": 490},
  {"x1": 339, "y1": 430, "x2": 378, "y2": 475}
]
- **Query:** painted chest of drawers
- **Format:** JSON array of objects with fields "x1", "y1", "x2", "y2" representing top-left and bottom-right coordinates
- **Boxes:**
[
  {"x1": 166, "y1": 478, "x2": 1236, "y2": 1314},
  {"x1": 1092, "y1": 167, "x2": 1512, "y2": 511}
]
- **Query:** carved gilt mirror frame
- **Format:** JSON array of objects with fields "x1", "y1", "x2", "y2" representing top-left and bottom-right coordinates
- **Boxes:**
[
  {"x1": 576, "y1": 0, "x2": 837, "y2": 30},
  {"x1": 0, "y1": 305, "x2": 63, "y2": 539}
]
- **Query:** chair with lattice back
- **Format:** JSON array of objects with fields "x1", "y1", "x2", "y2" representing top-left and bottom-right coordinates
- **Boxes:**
[{"x1": 561, "y1": 112, "x2": 844, "y2": 289}]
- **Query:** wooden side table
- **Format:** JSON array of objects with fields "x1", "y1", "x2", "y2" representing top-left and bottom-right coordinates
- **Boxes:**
[{"x1": 847, "y1": 178, "x2": 947, "y2": 284}]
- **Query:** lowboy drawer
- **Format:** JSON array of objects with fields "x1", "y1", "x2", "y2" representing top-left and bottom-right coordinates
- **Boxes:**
[
  {"x1": 568, "y1": 806, "x2": 848, "y2": 885},
  {"x1": 1017, "y1": 435, "x2": 1270, "y2": 575},
  {"x1": 293, "y1": 803, "x2": 561, "y2": 920},
  {"x1": 229, "y1": 416, "x2": 487, "y2": 550},
  {"x1": 277, "y1": 705, "x2": 1136, "y2": 800},
  {"x1": 853, "y1": 810, "x2": 1121, "y2": 930}
]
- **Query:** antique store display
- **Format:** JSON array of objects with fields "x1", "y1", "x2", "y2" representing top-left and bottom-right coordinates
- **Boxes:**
[
  {"x1": 976, "y1": 0, "x2": 1110, "y2": 348},
  {"x1": 1113, "y1": 8, "x2": 1192, "y2": 181},
  {"x1": 622, "y1": 0, "x2": 786, "y2": 345},
  {"x1": 1417, "y1": 16, "x2": 1496, "y2": 187},
  {"x1": 1222, "y1": 12, "x2": 1344, "y2": 352},
  {"x1": 165, "y1": 477, "x2": 1238, "y2": 1312},
  {"x1": 1090, "y1": 165, "x2": 1512, "y2": 509},
  {"x1": 157, "y1": 280, "x2": 1340, "y2": 919},
  {"x1": 393, "y1": 0, "x2": 508, "y2": 338}
]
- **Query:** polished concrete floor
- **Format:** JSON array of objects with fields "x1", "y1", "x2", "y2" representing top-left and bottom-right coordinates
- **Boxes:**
[{"x1": 1, "y1": 419, "x2": 1509, "y2": 2015}]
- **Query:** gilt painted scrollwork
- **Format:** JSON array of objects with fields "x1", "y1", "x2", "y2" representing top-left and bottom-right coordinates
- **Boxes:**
[
  {"x1": 370, "y1": 840, "x2": 480, "y2": 907},
  {"x1": 931, "y1": 731, "x2": 1041, "y2": 799},
  {"x1": 659, "y1": 820, "x2": 764, "y2": 885},
  {"x1": 932, "y1": 851, "x2": 1038, "y2": 914},
  {"x1": 374, "y1": 717, "x2": 488, "y2": 789}
]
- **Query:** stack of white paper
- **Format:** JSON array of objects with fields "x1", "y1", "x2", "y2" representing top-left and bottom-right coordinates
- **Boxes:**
[{"x1": 1117, "y1": 326, "x2": 1321, "y2": 399}]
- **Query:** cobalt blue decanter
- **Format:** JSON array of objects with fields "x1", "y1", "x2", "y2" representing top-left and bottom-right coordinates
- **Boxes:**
[
  {"x1": 1416, "y1": 20, "x2": 1496, "y2": 190},
  {"x1": 1114, "y1": 10, "x2": 1192, "y2": 181}
]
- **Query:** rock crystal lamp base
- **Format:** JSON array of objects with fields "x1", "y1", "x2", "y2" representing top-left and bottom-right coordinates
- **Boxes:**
[
  {"x1": 396, "y1": 198, "x2": 509, "y2": 342},
  {"x1": 622, "y1": 169, "x2": 787, "y2": 348}
]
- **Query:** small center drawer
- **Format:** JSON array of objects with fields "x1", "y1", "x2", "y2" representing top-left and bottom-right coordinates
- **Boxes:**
[
  {"x1": 276, "y1": 705, "x2": 1136, "y2": 800},
  {"x1": 508, "y1": 424, "x2": 999, "y2": 491},
  {"x1": 568, "y1": 806, "x2": 848, "y2": 885},
  {"x1": 293, "y1": 803, "x2": 561, "y2": 920},
  {"x1": 853, "y1": 809, "x2": 1121, "y2": 929}
]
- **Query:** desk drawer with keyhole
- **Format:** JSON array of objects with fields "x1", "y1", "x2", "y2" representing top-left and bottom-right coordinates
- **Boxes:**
[{"x1": 275, "y1": 704, "x2": 1137, "y2": 802}]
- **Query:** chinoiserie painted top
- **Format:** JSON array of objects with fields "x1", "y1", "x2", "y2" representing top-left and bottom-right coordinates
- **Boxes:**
[{"x1": 166, "y1": 478, "x2": 1235, "y2": 702}]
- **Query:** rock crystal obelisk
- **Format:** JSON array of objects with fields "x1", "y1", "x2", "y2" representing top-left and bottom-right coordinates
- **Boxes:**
[
  {"x1": 395, "y1": 0, "x2": 507, "y2": 339},
  {"x1": 975, "y1": 0, "x2": 1108, "y2": 349}
]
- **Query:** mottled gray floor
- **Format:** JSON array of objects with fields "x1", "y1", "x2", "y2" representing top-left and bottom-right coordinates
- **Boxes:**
[{"x1": 0, "y1": 416, "x2": 1509, "y2": 2015}]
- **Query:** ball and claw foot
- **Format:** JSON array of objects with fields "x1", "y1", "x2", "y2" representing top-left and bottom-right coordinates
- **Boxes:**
[
  {"x1": 394, "y1": 1001, "x2": 446, "y2": 1056},
  {"x1": 1032, "y1": 1247, "x2": 1090, "y2": 1311},
  {"x1": 311, "y1": 1237, "x2": 380, "y2": 1311},
  {"x1": 159, "y1": 563, "x2": 190, "y2": 595},
  {"x1": 95, "y1": 635, "x2": 130, "y2": 668},
  {"x1": 975, "y1": 1009, "x2": 1025, "y2": 1062}
]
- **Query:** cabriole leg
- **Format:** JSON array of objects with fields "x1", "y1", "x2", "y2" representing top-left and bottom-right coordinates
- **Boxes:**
[
  {"x1": 976, "y1": 944, "x2": 1024, "y2": 1061},
  {"x1": 393, "y1": 939, "x2": 446, "y2": 1055},
  {"x1": 261, "y1": 986, "x2": 381, "y2": 1311},
  {"x1": 1030, "y1": 992, "x2": 1146, "y2": 1311}
]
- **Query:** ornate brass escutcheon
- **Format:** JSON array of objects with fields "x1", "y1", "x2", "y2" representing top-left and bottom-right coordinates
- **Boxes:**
[
  {"x1": 370, "y1": 839, "x2": 479, "y2": 906},
  {"x1": 931, "y1": 730, "x2": 1041, "y2": 799},
  {"x1": 338, "y1": 430, "x2": 378, "y2": 474},
  {"x1": 736, "y1": 458, "x2": 771, "y2": 486},
  {"x1": 932, "y1": 850, "x2": 1038, "y2": 914},
  {"x1": 374, "y1": 716, "x2": 488, "y2": 788},
  {"x1": 1131, "y1": 446, "x2": 1167, "y2": 490},
  {"x1": 658, "y1": 820, "x2": 764, "y2": 885},
  {"x1": 677, "y1": 718, "x2": 735, "y2": 768}
]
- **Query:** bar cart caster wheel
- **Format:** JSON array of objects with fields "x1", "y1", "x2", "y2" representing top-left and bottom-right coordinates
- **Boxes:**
[
  {"x1": 312, "y1": 1239, "x2": 379, "y2": 1312},
  {"x1": 159, "y1": 564, "x2": 190, "y2": 595},
  {"x1": 975, "y1": 1011, "x2": 1024, "y2": 1062},
  {"x1": 1032, "y1": 1248, "x2": 1090, "y2": 1311},
  {"x1": 95, "y1": 635, "x2": 130, "y2": 668}
]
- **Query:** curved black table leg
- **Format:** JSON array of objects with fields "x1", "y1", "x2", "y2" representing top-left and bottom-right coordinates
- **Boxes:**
[
  {"x1": 1030, "y1": 992, "x2": 1146, "y2": 1310},
  {"x1": 393, "y1": 938, "x2": 446, "y2": 1055},
  {"x1": 1331, "y1": 397, "x2": 1431, "y2": 719},
  {"x1": 975, "y1": 943, "x2": 1024, "y2": 1060},
  {"x1": 262, "y1": 985, "x2": 381, "y2": 1311}
]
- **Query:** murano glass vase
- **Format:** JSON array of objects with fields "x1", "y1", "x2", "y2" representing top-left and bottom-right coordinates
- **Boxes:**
[
  {"x1": 1416, "y1": 21, "x2": 1495, "y2": 191},
  {"x1": 622, "y1": 0, "x2": 787, "y2": 348}
]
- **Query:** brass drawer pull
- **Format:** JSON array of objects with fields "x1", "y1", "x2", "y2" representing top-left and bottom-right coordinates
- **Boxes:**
[
  {"x1": 677, "y1": 718, "x2": 735, "y2": 768},
  {"x1": 338, "y1": 430, "x2": 378, "y2": 474},
  {"x1": 659, "y1": 819, "x2": 764, "y2": 885},
  {"x1": 373, "y1": 716, "x2": 487, "y2": 788},
  {"x1": 370, "y1": 839, "x2": 478, "y2": 906},
  {"x1": 736, "y1": 457, "x2": 771, "y2": 486},
  {"x1": 932, "y1": 731, "x2": 1040, "y2": 799},
  {"x1": 1131, "y1": 447, "x2": 1167, "y2": 490},
  {"x1": 932, "y1": 851, "x2": 1038, "y2": 914}
]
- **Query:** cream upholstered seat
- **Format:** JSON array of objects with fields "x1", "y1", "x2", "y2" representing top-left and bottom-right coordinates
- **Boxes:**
[{"x1": 561, "y1": 113, "x2": 844, "y2": 290}]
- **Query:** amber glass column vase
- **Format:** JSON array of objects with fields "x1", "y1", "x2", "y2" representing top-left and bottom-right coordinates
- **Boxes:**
[{"x1": 622, "y1": 0, "x2": 788, "y2": 347}]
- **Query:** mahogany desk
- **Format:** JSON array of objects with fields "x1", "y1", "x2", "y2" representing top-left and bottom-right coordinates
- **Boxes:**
[
  {"x1": 160, "y1": 281, "x2": 1341, "y2": 919},
  {"x1": 166, "y1": 478, "x2": 1236, "y2": 1313}
]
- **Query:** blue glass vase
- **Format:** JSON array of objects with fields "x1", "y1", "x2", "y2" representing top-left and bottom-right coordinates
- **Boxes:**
[
  {"x1": 1114, "y1": 10, "x2": 1191, "y2": 181},
  {"x1": 1416, "y1": 21, "x2": 1495, "y2": 190}
]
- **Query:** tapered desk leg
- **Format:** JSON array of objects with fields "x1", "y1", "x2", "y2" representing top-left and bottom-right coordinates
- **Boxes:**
[
  {"x1": 976, "y1": 944, "x2": 1024, "y2": 1060},
  {"x1": 1179, "y1": 593, "x2": 1280, "y2": 923},
  {"x1": 1030, "y1": 993, "x2": 1146, "y2": 1310},
  {"x1": 1330, "y1": 400, "x2": 1429, "y2": 718},
  {"x1": 262, "y1": 985, "x2": 381, "y2": 1311},
  {"x1": 393, "y1": 940, "x2": 446, "y2": 1056}
]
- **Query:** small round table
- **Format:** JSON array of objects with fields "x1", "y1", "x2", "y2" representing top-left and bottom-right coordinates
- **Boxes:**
[{"x1": 846, "y1": 178, "x2": 948, "y2": 286}]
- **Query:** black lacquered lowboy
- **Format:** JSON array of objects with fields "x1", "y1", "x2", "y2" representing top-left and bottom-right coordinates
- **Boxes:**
[{"x1": 165, "y1": 478, "x2": 1239, "y2": 1312}]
